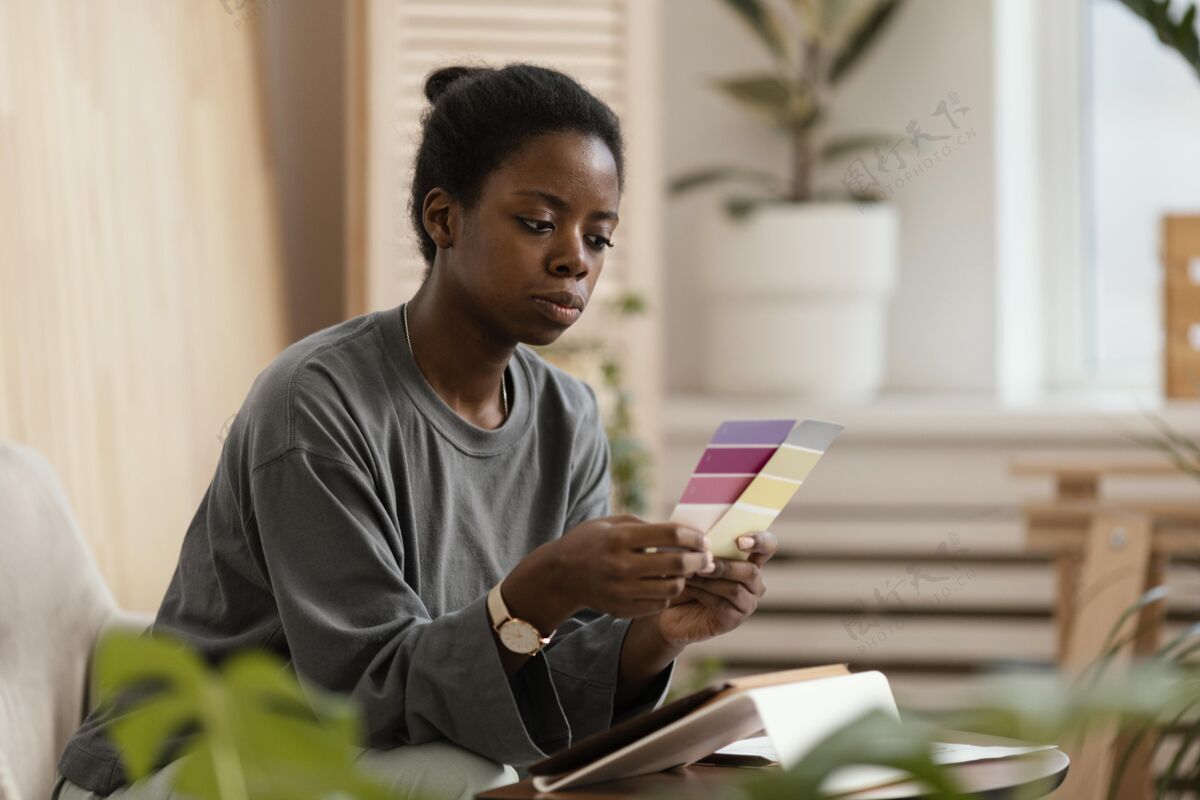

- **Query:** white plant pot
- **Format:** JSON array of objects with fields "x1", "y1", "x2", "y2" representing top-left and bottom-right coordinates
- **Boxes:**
[{"x1": 701, "y1": 203, "x2": 898, "y2": 401}]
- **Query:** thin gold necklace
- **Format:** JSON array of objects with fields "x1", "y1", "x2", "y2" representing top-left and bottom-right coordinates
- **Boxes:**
[{"x1": 402, "y1": 303, "x2": 508, "y2": 421}]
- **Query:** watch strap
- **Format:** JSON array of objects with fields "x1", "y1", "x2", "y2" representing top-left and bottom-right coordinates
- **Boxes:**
[
  {"x1": 487, "y1": 583, "x2": 555, "y2": 651},
  {"x1": 486, "y1": 582, "x2": 512, "y2": 632}
]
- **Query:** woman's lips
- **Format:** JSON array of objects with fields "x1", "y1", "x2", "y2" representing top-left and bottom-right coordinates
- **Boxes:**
[{"x1": 532, "y1": 296, "x2": 583, "y2": 325}]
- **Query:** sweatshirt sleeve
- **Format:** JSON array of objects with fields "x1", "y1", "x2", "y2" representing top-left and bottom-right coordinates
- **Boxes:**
[
  {"x1": 250, "y1": 448, "x2": 566, "y2": 766},
  {"x1": 530, "y1": 384, "x2": 674, "y2": 739},
  {"x1": 561, "y1": 383, "x2": 614, "y2": 533}
]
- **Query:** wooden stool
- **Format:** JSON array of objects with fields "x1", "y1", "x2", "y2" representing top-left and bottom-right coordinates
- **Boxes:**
[{"x1": 1013, "y1": 459, "x2": 1200, "y2": 800}]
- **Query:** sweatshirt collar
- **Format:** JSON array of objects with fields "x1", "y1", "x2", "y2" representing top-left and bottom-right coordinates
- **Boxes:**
[{"x1": 375, "y1": 304, "x2": 534, "y2": 456}]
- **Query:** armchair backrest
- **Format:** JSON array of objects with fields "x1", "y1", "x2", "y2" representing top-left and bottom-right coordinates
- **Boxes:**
[{"x1": 0, "y1": 442, "x2": 118, "y2": 800}]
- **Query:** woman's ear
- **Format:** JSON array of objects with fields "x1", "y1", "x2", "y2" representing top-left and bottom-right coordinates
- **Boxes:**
[{"x1": 421, "y1": 188, "x2": 456, "y2": 249}]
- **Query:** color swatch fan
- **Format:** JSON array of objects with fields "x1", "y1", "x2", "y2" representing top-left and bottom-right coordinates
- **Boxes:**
[
  {"x1": 670, "y1": 419, "x2": 844, "y2": 560},
  {"x1": 669, "y1": 419, "x2": 797, "y2": 536}
]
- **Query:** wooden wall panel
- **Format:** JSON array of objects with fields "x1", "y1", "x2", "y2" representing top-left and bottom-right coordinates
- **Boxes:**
[{"x1": 0, "y1": 1, "x2": 289, "y2": 611}]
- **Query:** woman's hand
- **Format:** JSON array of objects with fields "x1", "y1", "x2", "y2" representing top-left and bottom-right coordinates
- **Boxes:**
[
  {"x1": 654, "y1": 531, "x2": 778, "y2": 647},
  {"x1": 503, "y1": 514, "x2": 710, "y2": 632}
]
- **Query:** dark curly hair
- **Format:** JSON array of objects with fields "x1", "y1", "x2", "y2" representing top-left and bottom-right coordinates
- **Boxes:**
[{"x1": 409, "y1": 63, "x2": 625, "y2": 275}]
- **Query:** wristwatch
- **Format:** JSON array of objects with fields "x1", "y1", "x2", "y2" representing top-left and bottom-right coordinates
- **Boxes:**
[{"x1": 487, "y1": 582, "x2": 555, "y2": 655}]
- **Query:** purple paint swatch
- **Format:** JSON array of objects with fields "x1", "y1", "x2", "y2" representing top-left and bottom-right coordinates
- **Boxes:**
[
  {"x1": 695, "y1": 447, "x2": 776, "y2": 474},
  {"x1": 680, "y1": 475, "x2": 756, "y2": 504},
  {"x1": 711, "y1": 419, "x2": 797, "y2": 446}
]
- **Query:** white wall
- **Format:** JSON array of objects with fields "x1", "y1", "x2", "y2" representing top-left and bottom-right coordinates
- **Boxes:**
[{"x1": 662, "y1": 0, "x2": 998, "y2": 395}]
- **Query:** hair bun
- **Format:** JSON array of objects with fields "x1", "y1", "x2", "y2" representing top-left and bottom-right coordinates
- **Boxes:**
[{"x1": 424, "y1": 66, "x2": 488, "y2": 104}]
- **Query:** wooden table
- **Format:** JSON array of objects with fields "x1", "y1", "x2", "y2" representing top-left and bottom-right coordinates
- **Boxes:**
[{"x1": 478, "y1": 749, "x2": 1069, "y2": 799}]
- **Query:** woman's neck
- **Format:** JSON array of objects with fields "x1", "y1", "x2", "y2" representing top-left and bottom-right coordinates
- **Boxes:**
[{"x1": 403, "y1": 284, "x2": 513, "y2": 429}]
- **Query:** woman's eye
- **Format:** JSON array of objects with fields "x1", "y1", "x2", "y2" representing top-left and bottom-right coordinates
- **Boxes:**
[
  {"x1": 520, "y1": 218, "x2": 553, "y2": 232},
  {"x1": 519, "y1": 218, "x2": 613, "y2": 250}
]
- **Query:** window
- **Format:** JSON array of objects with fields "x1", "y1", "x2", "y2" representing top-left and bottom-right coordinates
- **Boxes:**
[{"x1": 1076, "y1": 0, "x2": 1200, "y2": 391}]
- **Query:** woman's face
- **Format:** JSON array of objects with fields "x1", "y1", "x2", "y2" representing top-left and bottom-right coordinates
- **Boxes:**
[{"x1": 432, "y1": 130, "x2": 621, "y2": 347}]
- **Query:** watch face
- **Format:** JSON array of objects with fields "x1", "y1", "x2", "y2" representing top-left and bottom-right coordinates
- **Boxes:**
[{"x1": 499, "y1": 619, "x2": 543, "y2": 654}]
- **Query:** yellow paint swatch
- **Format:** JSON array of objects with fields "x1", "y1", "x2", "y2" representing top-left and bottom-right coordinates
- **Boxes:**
[
  {"x1": 738, "y1": 475, "x2": 801, "y2": 510},
  {"x1": 762, "y1": 445, "x2": 822, "y2": 482},
  {"x1": 705, "y1": 506, "x2": 776, "y2": 559},
  {"x1": 698, "y1": 419, "x2": 845, "y2": 560}
]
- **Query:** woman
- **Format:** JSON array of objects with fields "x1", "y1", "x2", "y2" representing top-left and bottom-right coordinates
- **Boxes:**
[{"x1": 53, "y1": 63, "x2": 776, "y2": 800}]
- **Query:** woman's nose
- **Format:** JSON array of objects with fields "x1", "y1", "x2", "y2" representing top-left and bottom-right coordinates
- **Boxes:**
[{"x1": 549, "y1": 237, "x2": 589, "y2": 278}]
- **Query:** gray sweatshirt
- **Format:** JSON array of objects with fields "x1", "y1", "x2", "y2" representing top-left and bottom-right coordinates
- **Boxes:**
[{"x1": 58, "y1": 304, "x2": 672, "y2": 794}]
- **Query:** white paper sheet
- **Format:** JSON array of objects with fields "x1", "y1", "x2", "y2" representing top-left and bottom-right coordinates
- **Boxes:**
[
  {"x1": 714, "y1": 736, "x2": 1058, "y2": 796},
  {"x1": 713, "y1": 735, "x2": 776, "y2": 760},
  {"x1": 748, "y1": 671, "x2": 900, "y2": 769}
]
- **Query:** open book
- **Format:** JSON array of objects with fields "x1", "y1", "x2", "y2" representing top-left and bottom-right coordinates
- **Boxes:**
[
  {"x1": 528, "y1": 664, "x2": 897, "y2": 792},
  {"x1": 528, "y1": 665, "x2": 1060, "y2": 795}
]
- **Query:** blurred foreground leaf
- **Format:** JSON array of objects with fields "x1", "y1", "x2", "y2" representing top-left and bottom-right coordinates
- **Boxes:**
[{"x1": 95, "y1": 630, "x2": 393, "y2": 800}]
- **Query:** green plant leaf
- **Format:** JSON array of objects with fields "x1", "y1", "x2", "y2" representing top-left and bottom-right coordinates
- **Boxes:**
[
  {"x1": 717, "y1": 0, "x2": 793, "y2": 62},
  {"x1": 95, "y1": 630, "x2": 205, "y2": 709},
  {"x1": 1154, "y1": 622, "x2": 1200, "y2": 663},
  {"x1": 108, "y1": 695, "x2": 196, "y2": 779},
  {"x1": 828, "y1": 0, "x2": 905, "y2": 85},
  {"x1": 1144, "y1": 411, "x2": 1200, "y2": 463},
  {"x1": 96, "y1": 631, "x2": 394, "y2": 800},
  {"x1": 1109, "y1": 719, "x2": 1159, "y2": 800},
  {"x1": 820, "y1": 132, "x2": 896, "y2": 161},
  {"x1": 224, "y1": 652, "x2": 356, "y2": 736},
  {"x1": 788, "y1": 0, "x2": 820, "y2": 40},
  {"x1": 173, "y1": 741, "x2": 222, "y2": 800},
  {"x1": 1155, "y1": 699, "x2": 1200, "y2": 799},
  {"x1": 1131, "y1": 433, "x2": 1200, "y2": 482},
  {"x1": 607, "y1": 290, "x2": 647, "y2": 316},
  {"x1": 667, "y1": 656, "x2": 726, "y2": 701},
  {"x1": 1117, "y1": 0, "x2": 1200, "y2": 81},
  {"x1": 711, "y1": 72, "x2": 810, "y2": 128},
  {"x1": 94, "y1": 631, "x2": 208, "y2": 781},
  {"x1": 724, "y1": 194, "x2": 776, "y2": 219},
  {"x1": 1161, "y1": 636, "x2": 1200, "y2": 666},
  {"x1": 668, "y1": 166, "x2": 783, "y2": 195},
  {"x1": 1074, "y1": 583, "x2": 1172, "y2": 689}
]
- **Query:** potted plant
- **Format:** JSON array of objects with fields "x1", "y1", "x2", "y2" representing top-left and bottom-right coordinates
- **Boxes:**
[{"x1": 671, "y1": 0, "x2": 905, "y2": 401}]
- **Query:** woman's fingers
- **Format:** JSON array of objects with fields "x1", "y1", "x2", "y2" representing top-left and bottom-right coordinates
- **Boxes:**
[
  {"x1": 736, "y1": 530, "x2": 778, "y2": 567},
  {"x1": 621, "y1": 523, "x2": 707, "y2": 554},
  {"x1": 693, "y1": 558, "x2": 761, "y2": 589},
  {"x1": 622, "y1": 598, "x2": 672, "y2": 616},
  {"x1": 679, "y1": 584, "x2": 722, "y2": 611},
  {"x1": 630, "y1": 550, "x2": 709, "y2": 577},
  {"x1": 688, "y1": 574, "x2": 762, "y2": 611},
  {"x1": 686, "y1": 579, "x2": 756, "y2": 617},
  {"x1": 667, "y1": 586, "x2": 699, "y2": 607},
  {"x1": 689, "y1": 552, "x2": 765, "y2": 605},
  {"x1": 633, "y1": 576, "x2": 688, "y2": 599}
]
